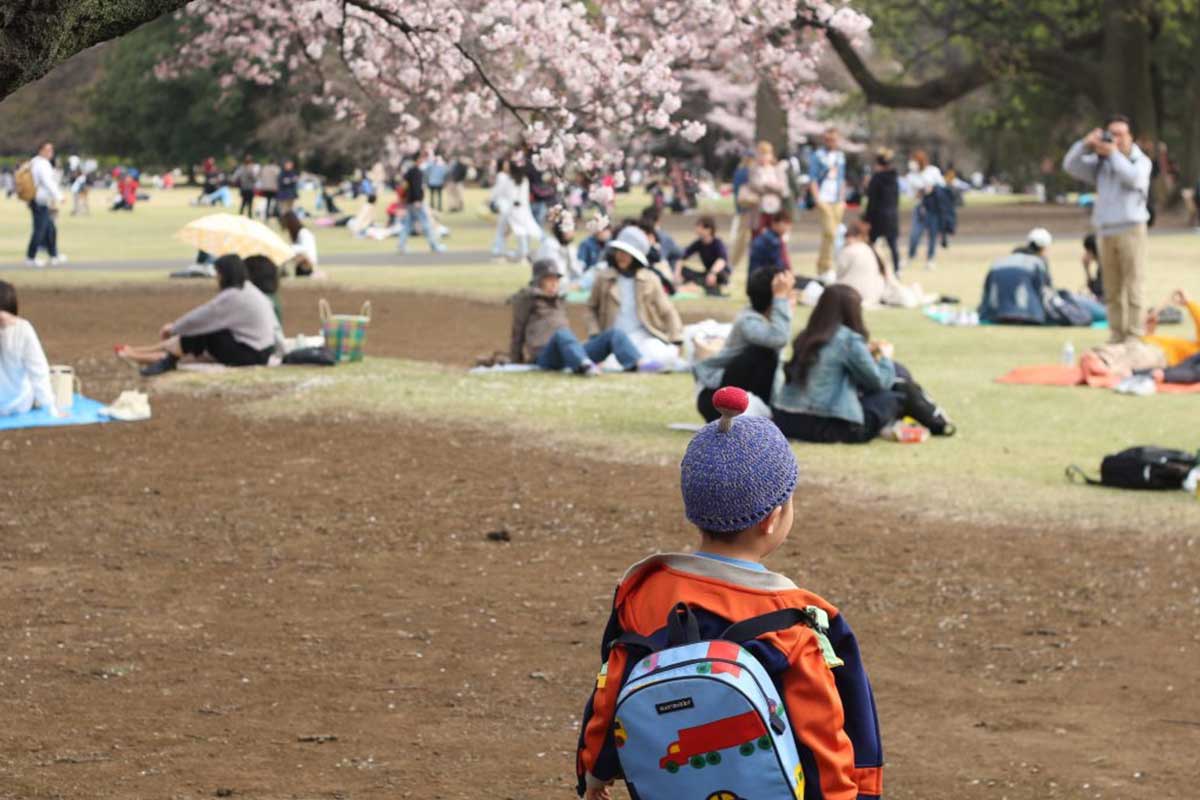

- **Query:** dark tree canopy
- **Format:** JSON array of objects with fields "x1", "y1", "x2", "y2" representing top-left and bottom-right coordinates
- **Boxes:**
[{"x1": 0, "y1": 0, "x2": 189, "y2": 100}]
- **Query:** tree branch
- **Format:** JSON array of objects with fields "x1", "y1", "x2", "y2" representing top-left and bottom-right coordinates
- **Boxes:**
[{"x1": 0, "y1": 0, "x2": 192, "y2": 100}]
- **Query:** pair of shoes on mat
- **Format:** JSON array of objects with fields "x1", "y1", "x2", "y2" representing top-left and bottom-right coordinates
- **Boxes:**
[
  {"x1": 1114, "y1": 374, "x2": 1157, "y2": 396},
  {"x1": 101, "y1": 391, "x2": 151, "y2": 422}
]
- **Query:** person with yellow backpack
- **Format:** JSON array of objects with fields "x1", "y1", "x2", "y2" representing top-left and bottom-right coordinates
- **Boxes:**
[{"x1": 20, "y1": 142, "x2": 66, "y2": 268}]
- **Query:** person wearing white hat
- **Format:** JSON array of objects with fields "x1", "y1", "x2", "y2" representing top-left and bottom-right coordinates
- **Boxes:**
[
  {"x1": 1014, "y1": 227, "x2": 1053, "y2": 274},
  {"x1": 586, "y1": 225, "x2": 685, "y2": 370}
]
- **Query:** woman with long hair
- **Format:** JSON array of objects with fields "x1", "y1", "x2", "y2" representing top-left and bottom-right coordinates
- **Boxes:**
[
  {"x1": 489, "y1": 156, "x2": 542, "y2": 261},
  {"x1": 282, "y1": 211, "x2": 318, "y2": 276},
  {"x1": 771, "y1": 284, "x2": 953, "y2": 443}
]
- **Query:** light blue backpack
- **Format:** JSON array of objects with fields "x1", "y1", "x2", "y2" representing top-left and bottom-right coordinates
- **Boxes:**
[{"x1": 612, "y1": 603, "x2": 830, "y2": 800}]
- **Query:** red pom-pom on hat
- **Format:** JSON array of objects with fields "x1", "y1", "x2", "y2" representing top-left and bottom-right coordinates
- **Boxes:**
[{"x1": 713, "y1": 386, "x2": 749, "y2": 432}]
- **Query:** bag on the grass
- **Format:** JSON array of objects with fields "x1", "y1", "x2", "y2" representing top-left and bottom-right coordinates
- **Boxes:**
[
  {"x1": 15, "y1": 161, "x2": 36, "y2": 203},
  {"x1": 282, "y1": 346, "x2": 337, "y2": 366},
  {"x1": 609, "y1": 604, "x2": 824, "y2": 800},
  {"x1": 1042, "y1": 289, "x2": 1094, "y2": 327},
  {"x1": 1067, "y1": 447, "x2": 1199, "y2": 490},
  {"x1": 319, "y1": 298, "x2": 371, "y2": 363}
]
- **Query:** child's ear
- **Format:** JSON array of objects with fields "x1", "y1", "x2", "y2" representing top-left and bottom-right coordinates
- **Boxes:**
[{"x1": 759, "y1": 505, "x2": 783, "y2": 538}]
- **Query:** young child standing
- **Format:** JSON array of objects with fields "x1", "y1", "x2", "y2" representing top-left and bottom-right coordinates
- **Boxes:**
[{"x1": 575, "y1": 390, "x2": 882, "y2": 800}]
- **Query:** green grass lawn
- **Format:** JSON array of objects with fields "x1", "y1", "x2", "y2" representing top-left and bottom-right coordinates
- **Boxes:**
[{"x1": 4, "y1": 188, "x2": 1199, "y2": 528}]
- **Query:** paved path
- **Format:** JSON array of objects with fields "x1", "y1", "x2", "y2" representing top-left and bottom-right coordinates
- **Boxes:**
[{"x1": 2, "y1": 229, "x2": 1192, "y2": 274}]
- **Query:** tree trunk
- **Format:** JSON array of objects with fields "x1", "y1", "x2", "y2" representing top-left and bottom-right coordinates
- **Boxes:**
[
  {"x1": 1100, "y1": 0, "x2": 1157, "y2": 139},
  {"x1": 755, "y1": 80, "x2": 788, "y2": 155},
  {"x1": 0, "y1": 0, "x2": 190, "y2": 100}
]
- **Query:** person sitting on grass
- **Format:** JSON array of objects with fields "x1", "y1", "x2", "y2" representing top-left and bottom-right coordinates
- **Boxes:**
[
  {"x1": 116, "y1": 255, "x2": 281, "y2": 377},
  {"x1": 694, "y1": 268, "x2": 794, "y2": 422},
  {"x1": 282, "y1": 212, "x2": 318, "y2": 277},
  {"x1": 587, "y1": 225, "x2": 684, "y2": 370},
  {"x1": 771, "y1": 284, "x2": 954, "y2": 444},
  {"x1": 244, "y1": 255, "x2": 282, "y2": 324},
  {"x1": 1081, "y1": 289, "x2": 1200, "y2": 383},
  {"x1": 0, "y1": 280, "x2": 59, "y2": 417},
  {"x1": 834, "y1": 219, "x2": 929, "y2": 309},
  {"x1": 746, "y1": 209, "x2": 793, "y2": 293},
  {"x1": 1081, "y1": 233, "x2": 1104, "y2": 300},
  {"x1": 575, "y1": 217, "x2": 612, "y2": 274},
  {"x1": 509, "y1": 259, "x2": 641, "y2": 377},
  {"x1": 575, "y1": 391, "x2": 883, "y2": 800},
  {"x1": 676, "y1": 215, "x2": 731, "y2": 296},
  {"x1": 533, "y1": 206, "x2": 583, "y2": 289}
]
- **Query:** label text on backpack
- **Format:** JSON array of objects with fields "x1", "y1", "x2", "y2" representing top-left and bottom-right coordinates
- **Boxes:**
[{"x1": 655, "y1": 697, "x2": 694, "y2": 715}]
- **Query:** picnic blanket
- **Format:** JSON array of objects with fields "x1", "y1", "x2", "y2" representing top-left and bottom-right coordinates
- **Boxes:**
[
  {"x1": 996, "y1": 364, "x2": 1200, "y2": 394},
  {"x1": 0, "y1": 396, "x2": 111, "y2": 431},
  {"x1": 925, "y1": 307, "x2": 1108, "y2": 329}
]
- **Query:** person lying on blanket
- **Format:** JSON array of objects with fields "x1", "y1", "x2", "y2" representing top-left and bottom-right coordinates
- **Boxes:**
[
  {"x1": 0, "y1": 280, "x2": 60, "y2": 417},
  {"x1": 116, "y1": 255, "x2": 282, "y2": 377},
  {"x1": 1080, "y1": 289, "x2": 1200, "y2": 382}
]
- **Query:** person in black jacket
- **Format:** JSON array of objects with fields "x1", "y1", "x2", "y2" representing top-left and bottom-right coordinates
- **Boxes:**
[{"x1": 864, "y1": 148, "x2": 900, "y2": 273}]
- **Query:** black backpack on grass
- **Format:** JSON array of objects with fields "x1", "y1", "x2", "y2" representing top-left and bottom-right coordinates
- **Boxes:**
[{"x1": 1067, "y1": 447, "x2": 1199, "y2": 490}]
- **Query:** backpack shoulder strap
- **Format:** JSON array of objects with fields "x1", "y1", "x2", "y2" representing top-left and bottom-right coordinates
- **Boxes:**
[
  {"x1": 720, "y1": 607, "x2": 817, "y2": 643},
  {"x1": 722, "y1": 606, "x2": 845, "y2": 668},
  {"x1": 1065, "y1": 464, "x2": 1103, "y2": 486}
]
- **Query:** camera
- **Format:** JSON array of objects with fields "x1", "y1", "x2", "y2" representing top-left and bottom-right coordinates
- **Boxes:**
[{"x1": 1100, "y1": 131, "x2": 1114, "y2": 143}]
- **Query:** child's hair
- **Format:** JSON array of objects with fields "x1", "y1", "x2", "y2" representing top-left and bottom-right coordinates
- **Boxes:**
[
  {"x1": 214, "y1": 254, "x2": 248, "y2": 290},
  {"x1": 786, "y1": 284, "x2": 867, "y2": 387},
  {"x1": 770, "y1": 208, "x2": 793, "y2": 226},
  {"x1": 244, "y1": 255, "x2": 279, "y2": 295},
  {"x1": 746, "y1": 268, "x2": 776, "y2": 315},
  {"x1": 0, "y1": 280, "x2": 16, "y2": 315},
  {"x1": 1083, "y1": 232, "x2": 1098, "y2": 257},
  {"x1": 640, "y1": 204, "x2": 661, "y2": 226},
  {"x1": 697, "y1": 215, "x2": 716, "y2": 233}
]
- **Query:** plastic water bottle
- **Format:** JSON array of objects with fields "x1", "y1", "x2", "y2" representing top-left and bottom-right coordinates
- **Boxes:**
[{"x1": 1061, "y1": 341, "x2": 1076, "y2": 366}]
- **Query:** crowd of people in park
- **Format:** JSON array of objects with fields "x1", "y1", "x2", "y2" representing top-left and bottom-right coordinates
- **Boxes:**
[{"x1": 3, "y1": 110, "x2": 1198, "y2": 420}]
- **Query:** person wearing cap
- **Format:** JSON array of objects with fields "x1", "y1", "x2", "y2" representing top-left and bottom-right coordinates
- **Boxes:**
[
  {"x1": 509, "y1": 259, "x2": 640, "y2": 376},
  {"x1": 1014, "y1": 227, "x2": 1054, "y2": 275},
  {"x1": 587, "y1": 224, "x2": 684, "y2": 369},
  {"x1": 575, "y1": 388, "x2": 884, "y2": 800}
]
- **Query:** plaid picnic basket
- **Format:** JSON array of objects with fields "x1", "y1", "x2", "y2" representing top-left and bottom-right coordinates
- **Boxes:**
[{"x1": 319, "y1": 298, "x2": 372, "y2": 363}]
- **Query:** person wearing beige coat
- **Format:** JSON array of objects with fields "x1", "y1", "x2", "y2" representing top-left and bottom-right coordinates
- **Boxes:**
[{"x1": 586, "y1": 226, "x2": 684, "y2": 368}]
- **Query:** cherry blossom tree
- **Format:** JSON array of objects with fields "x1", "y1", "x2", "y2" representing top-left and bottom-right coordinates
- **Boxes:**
[{"x1": 164, "y1": 0, "x2": 871, "y2": 169}]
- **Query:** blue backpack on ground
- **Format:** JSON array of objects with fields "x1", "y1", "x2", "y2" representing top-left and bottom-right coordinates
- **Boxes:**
[{"x1": 612, "y1": 603, "x2": 828, "y2": 800}]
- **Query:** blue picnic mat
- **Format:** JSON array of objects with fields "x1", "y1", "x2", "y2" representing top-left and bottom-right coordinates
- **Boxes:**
[{"x1": 0, "y1": 395, "x2": 110, "y2": 431}]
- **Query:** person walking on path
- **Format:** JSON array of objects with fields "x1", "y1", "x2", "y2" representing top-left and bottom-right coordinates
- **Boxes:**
[
  {"x1": 232, "y1": 155, "x2": 259, "y2": 217},
  {"x1": 808, "y1": 127, "x2": 846, "y2": 277},
  {"x1": 396, "y1": 154, "x2": 446, "y2": 254},
  {"x1": 864, "y1": 148, "x2": 900, "y2": 273},
  {"x1": 906, "y1": 150, "x2": 944, "y2": 271},
  {"x1": 1063, "y1": 114, "x2": 1153, "y2": 343},
  {"x1": 446, "y1": 158, "x2": 467, "y2": 212},
  {"x1": 25, "y1": 142, "x2": 64, "y2": 267}
]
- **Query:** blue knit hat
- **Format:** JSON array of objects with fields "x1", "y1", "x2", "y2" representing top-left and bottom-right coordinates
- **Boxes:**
[{"x1": 681, "y1": 388, "x2": 799, "y2": 533}]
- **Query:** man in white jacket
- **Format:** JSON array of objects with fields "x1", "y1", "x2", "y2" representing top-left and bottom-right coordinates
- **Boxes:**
[
  {"x1": 26, "y1": 142, "x2": 65, "y2": 268},
  {"x1": 1062, "y1": 114, "x2": 1153, "y2": 342}
]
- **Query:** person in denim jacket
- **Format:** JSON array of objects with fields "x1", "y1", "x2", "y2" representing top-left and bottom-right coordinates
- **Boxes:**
[{"x1": 771, "y1": 285, "x2": 954, "y2": 443}]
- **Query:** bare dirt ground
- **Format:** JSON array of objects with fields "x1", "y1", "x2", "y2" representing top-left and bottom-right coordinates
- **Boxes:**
[{"x1": 2, "y1": 287, "x2": 1198, "y2": 800}]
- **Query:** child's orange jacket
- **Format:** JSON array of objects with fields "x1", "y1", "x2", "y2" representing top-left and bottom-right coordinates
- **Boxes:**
[{"x1": 576, "y1": 553, "x2": 883, "y2": 800}]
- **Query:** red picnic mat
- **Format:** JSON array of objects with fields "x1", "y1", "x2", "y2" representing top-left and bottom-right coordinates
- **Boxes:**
[{"x1": 996, "y1": 364, "x2": 1200, "y2": 393}]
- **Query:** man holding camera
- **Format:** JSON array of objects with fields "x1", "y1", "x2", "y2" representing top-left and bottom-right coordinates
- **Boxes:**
[{"x1": 1063, "y1": 114, "x2": 1153, "y2": 342}]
